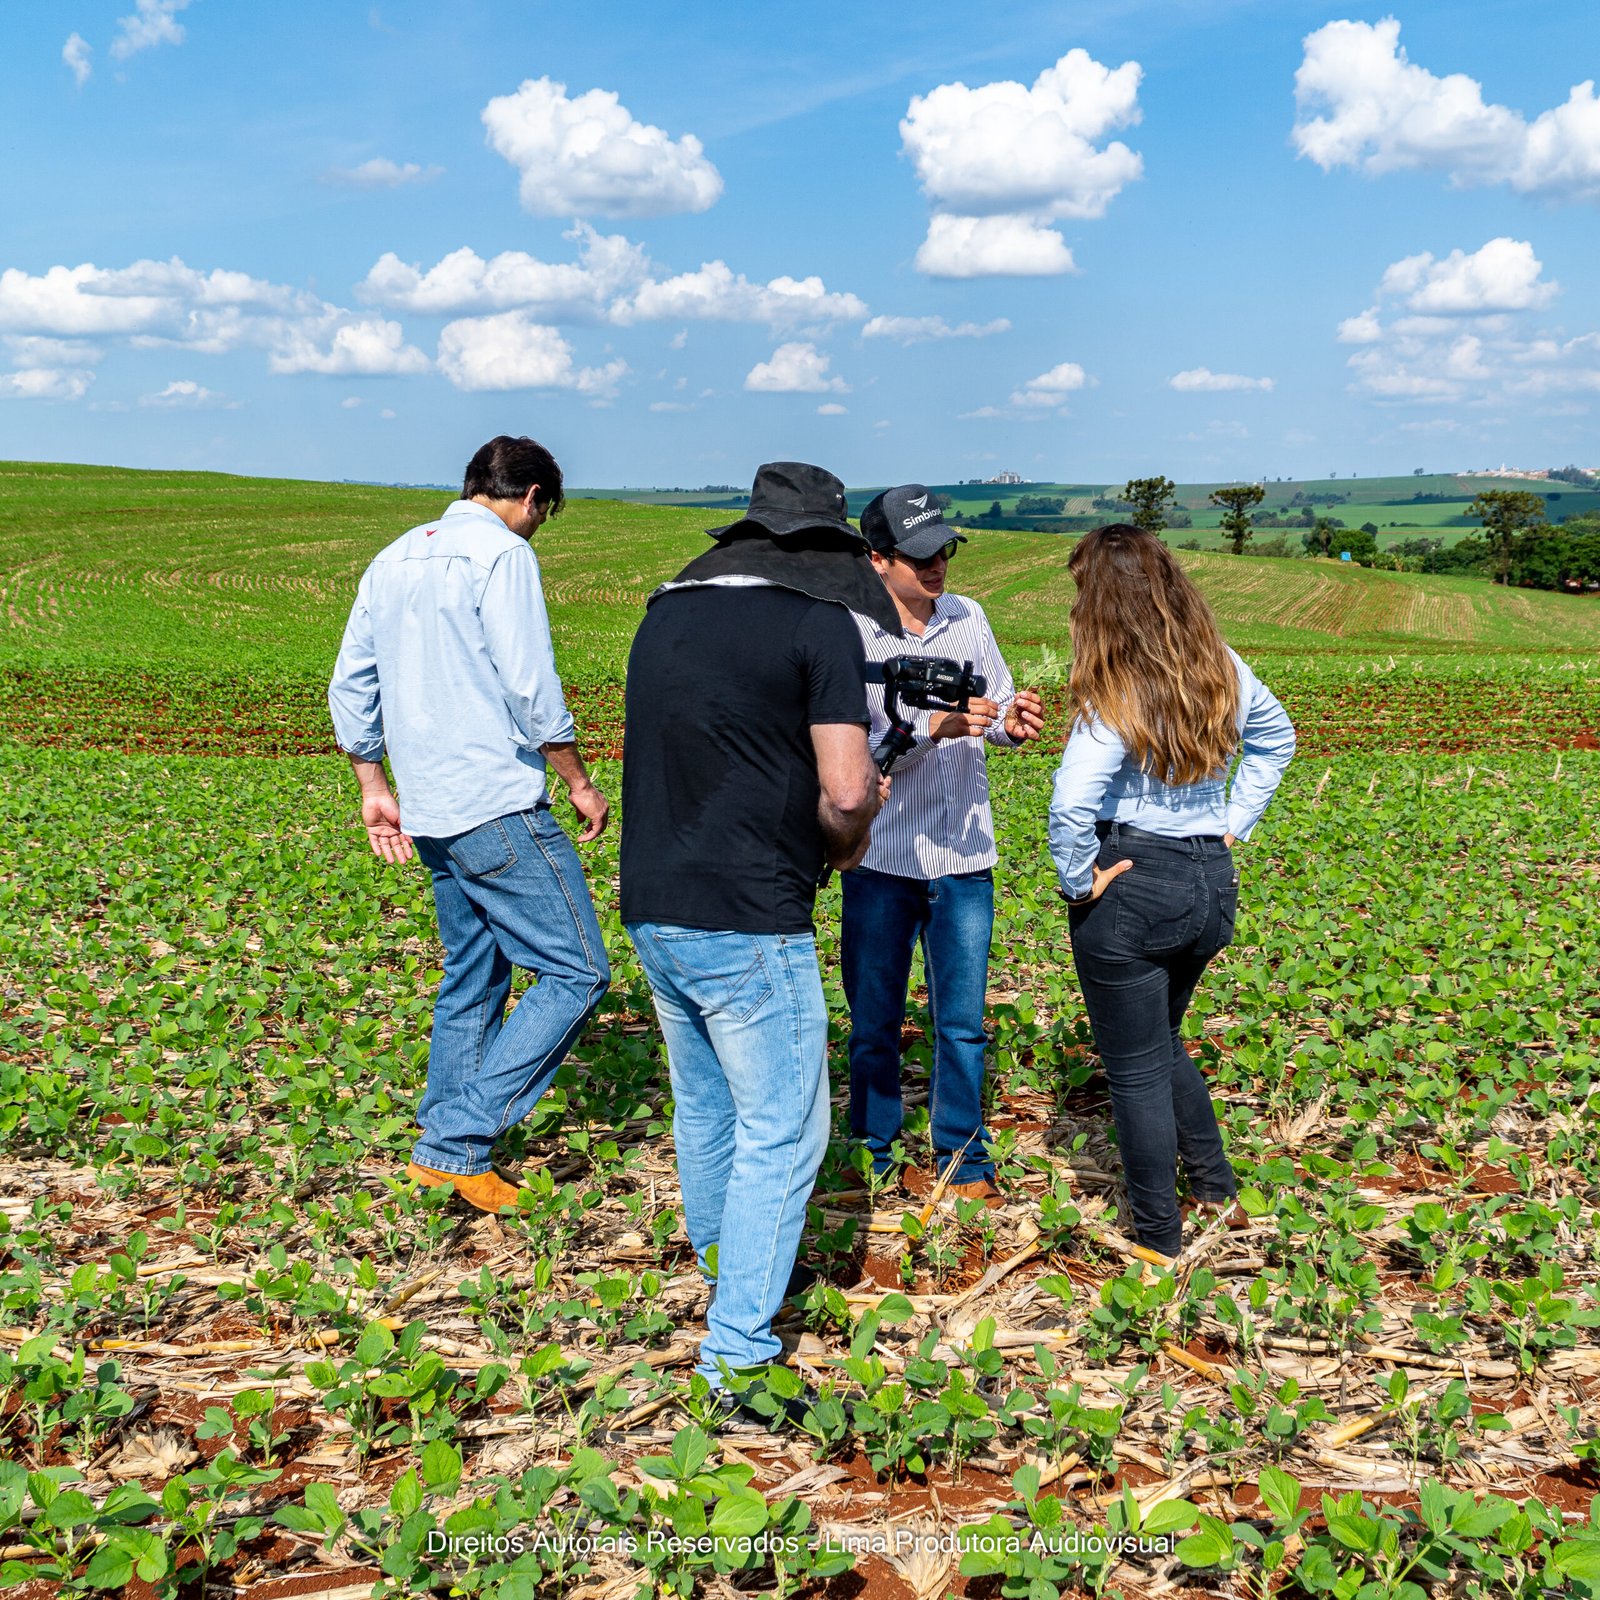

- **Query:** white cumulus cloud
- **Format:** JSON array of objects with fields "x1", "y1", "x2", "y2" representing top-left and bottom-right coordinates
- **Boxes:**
[
  {"x1": 914, "y1": 214, "x2": 1076, "y2": 278},
  {"x1": 63, "y1": 34, "x2": 92, "y2": 86},
  {"x1": 360, "y1": 225, "x2": 649, "y2": 319},
  {"x1": 1169, "y1": 368, "x2": 1275, "y2": 392},
  {"x1": 1009, "y1": 361, "x2": 1090, "y2": 408},
  {"x1": 0, "y1": 259, "x2": 318, "y2": 348},
  {"x1": 1293, "y1": 18, "x2": 1600, "y2": 201},
  {"x1": 1339, "y1": 240, "x2": 1600, "y2": 404},
  {"x1": 0, "y1": 256, "x2": 441, "y2": 386},
  {"x1": 902, "y1": 50, "x2": 1140, "y2": 279},
  {"x1": 744, "y1": 342, "x2": 848, "y2": 394},
  {"x1": 862, "y1": 314, "x2": 1011, "y2": 343},
  {"x1": 269, "y1": 319, "x2": 429, "y2": 377},
  {"x1": 1378, "y1": 238, "x2": 1556, "y2": 314},
  {"x1": 5, "y1": 335, "x2": 103, "y2": 365},
  {"x1": 0, "y1": 367, "x2": 94, "y2": 401},
  {"x1": 140, "y1": 379, "x2": 237, "y2": 408},
  {"x1": 326, "y1": 158, "x2": 444, "y2": 189},
  {"x1": 482, "y1": 77, "x2": 722, "y2": 218},
  {"x1": 111, "y1": 0, "x2": 192, "y2": 62},
  {"x1": 1337, "y1": 307, "x2": 1383, "y2": 345},
  {"x1": 902, "y1": 50, "x2": 1142, "y2": 219},
  {"x1": 436, "y1": 310, "x2": 628, "y2": 395},
  {"x1": 817, "y1": 402, "x2": 848, "y2": 415},
  {"x1": 616, "y1": 260, "x2": 866, "y2": 328}
]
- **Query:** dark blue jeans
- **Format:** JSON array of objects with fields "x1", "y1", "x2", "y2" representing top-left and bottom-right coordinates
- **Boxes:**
[
  {"x1": 1068, "y1": 822, "x2": 1239, "y2": 1256},
  {"x1": 841, "y1": 866, "x2": 995, "y2": 1185}
]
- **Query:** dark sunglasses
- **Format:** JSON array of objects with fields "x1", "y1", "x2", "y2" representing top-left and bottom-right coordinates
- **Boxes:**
[{"x1": 900, "y1": 539, "x2": 959, "y2": 569}]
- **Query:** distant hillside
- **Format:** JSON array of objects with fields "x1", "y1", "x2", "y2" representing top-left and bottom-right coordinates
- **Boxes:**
[
  {"x1": 584, "y1": 472, "x2": 1600, "y2": 547},
  {"x1": 3, "y1": 462, "x2": 1597, "y2": 682}
]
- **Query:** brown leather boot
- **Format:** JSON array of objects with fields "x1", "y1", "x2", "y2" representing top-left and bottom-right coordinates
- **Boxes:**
[
  {"x1": 945, "y1": 1177, "x2": 1004, "y2": 1204},
  {"x1": 404, "y1": 1162, "x2": 522, "y2": 1214}
]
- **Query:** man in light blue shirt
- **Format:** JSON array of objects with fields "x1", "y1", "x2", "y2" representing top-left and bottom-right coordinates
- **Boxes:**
[{"x1": 329, "y1": 435, "x2": 611, "y2": 1212}]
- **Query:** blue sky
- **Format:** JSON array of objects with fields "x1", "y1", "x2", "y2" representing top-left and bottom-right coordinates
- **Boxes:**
[{"x1": 3, "y1": 0, "x2": 1598, "y2": 488}]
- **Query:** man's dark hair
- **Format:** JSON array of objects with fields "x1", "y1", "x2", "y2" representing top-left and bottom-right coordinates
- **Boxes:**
[{"x1": 462, "y1": 435, "x2": 565, "y2": 515}]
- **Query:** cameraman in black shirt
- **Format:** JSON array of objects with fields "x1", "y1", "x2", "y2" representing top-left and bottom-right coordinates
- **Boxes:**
[{"x1": 621, "y1": 462, "x2": 892, "y2": 1410}]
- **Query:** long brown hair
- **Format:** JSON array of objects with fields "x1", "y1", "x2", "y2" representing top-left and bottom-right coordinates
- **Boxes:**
[{"x1": 1067, "y1": 524, "x2": 1240, "y2": 784}]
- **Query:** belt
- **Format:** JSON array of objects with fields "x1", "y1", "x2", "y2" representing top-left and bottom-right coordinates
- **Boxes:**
[{"x1": 1096, "y1": 819, "x2": 1226, "y2": 845}]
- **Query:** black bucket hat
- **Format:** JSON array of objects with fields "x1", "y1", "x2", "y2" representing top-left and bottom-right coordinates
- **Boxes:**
[
  {"x1": 860, "y1": 483, "x2": 967, "y2": 560},
  {"x1": 707, "y1": 461, "x2": 863, "y2": 544}
]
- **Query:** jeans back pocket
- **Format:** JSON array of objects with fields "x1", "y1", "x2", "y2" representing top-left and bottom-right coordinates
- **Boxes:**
[
  {"x1": 445, "y1": 817, "x2": 518, "y2": 879},
  {"x1": 654, "y1": 930, "x2": 775, "y2": 1023},
  {"x1": 1112, "y1": 866, "x2": 1200, "y2": 953},
  {"x1": 1215, "y1": 870, "x2": 1240, "y2": 952}
]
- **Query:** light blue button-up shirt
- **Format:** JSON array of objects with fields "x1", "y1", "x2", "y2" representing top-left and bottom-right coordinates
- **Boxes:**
[
  {"x1": 328, "y1": 499, "x2": 576, "y2": 839},
  {"x1": 1048, "y1": 648, "x2": 1295, "y2": 898}
]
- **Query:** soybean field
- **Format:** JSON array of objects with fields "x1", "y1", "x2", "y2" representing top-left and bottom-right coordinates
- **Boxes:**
[{"x1": 2, "y1": 461, "x2": 1600, "y2": 1600}]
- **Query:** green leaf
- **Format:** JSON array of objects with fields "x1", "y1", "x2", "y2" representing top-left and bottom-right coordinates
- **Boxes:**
[
  {"x1": 389, "y1": 1469, "x2": 423, "y2": 1518},
  {"x1": 1177, "y1": 1515, "x2": 1235, "y2": 1569},
  {"x1": 1450, "y1": 1494, "x2": 1515, "y2": 1537},
  {"x1": 84, "y1": 1543, "x2": 134, "y2": 1589},
  {"x1": 1143, "y1": 1498, "x2": 1199, "y2": 1537},
  {"x1": 709, "y1": 1487, "x2": 769, "y2": 1540},
  {"x1": 420, "y1": 1439, "x2": 461, "y2": 1492},
  {"x1": 1257, "y1": 1465, "x2": 1303, "y2": 1526},
  {"x1": 875, "y1": 1292, "x2": 915, "y2": 1325},
  {"x1": 354, "y1": 1322, "x2": 395, "y2": 1366},
  {"x1": 1552, "y1": 1540, "x2": 1600, "y2": 1581},
  {"x1": 670, "y1": 1426, "x2": 710, "y2": 1480}
]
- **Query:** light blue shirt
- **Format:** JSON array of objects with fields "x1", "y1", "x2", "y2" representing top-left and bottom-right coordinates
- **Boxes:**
[
  {"x1": 328, "y1": 499, "x2": 575, "y2": 839},
  {"x1": 1048, "y1": 649, "x2": 1295, "y2": 898}
]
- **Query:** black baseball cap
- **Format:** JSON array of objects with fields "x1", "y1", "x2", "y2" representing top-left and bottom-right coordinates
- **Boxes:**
[{"x1": 859, "y1": 483, "x2": 968, "y2": 559}]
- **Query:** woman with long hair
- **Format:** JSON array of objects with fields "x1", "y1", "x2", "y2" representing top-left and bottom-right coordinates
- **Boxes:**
[{"x1": 1049, "y1": 524, "x2": 1295, "y2": 1257}]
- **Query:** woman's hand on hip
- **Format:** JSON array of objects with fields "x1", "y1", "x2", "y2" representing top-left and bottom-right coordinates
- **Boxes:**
[
  {"x1": 1066, "y1": 858, "x2": 1133, "y2": 904},
  {"x1": 1089, "y1": 858, "x2": 1133, "y2": 899}
]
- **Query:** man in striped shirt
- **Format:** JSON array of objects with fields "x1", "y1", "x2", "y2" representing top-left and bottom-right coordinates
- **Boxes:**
[{"x1": 843, "y1": 485, "x2": 1045, "y2": 1198}]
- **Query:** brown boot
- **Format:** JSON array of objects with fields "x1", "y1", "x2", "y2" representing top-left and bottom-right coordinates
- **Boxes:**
[
  {"x1": 404, "y1": 1162, "x2": 522, "y2": 1214},
  {"x1": 946, "y1": 1177, "x2": 1004, "y2": 1204}
]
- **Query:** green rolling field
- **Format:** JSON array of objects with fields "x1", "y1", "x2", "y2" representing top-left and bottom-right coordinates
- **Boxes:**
[{"x1": 5, "y1": 461, "x2": 1599, "y2": 682}]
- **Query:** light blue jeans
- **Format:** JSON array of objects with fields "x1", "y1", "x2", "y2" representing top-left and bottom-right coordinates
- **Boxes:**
[
  {"x1": 411, "y1": 806, "x2": 610, "y2": 1176},
  {"x1": 626, "y1": 922, "x2": 829, "y2": 1384}
]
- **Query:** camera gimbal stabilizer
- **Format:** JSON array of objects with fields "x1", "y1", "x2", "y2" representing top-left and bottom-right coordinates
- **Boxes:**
[
  {"x1": 872, "y1": 654, "x2": 989, "y2": 774},
  {"x1": 818, "y1": 654, "x2": 991, "y2": 889}
]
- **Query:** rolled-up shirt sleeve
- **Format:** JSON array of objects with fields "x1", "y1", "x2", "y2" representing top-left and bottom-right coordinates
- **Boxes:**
[
  {"x1": 1225, "y1": 661, "x2": 1296, "y2": 840},
  {"x1": 328, "y1": 575, "x2": 386, "y2": 761},
  {"x1": 478, "y1": 544, "x2": 576, "y2": 749},
  {"x1": 1048, "y1": 718, "x2": 1128, "y2": 898}
]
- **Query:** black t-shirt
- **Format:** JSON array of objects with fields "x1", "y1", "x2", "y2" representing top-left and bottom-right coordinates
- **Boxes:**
[{"x1": 620, "y1": 584, "x2": 869, "y2": 934}]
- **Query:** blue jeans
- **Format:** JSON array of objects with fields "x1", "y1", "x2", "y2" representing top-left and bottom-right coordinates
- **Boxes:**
[
  {"x1": 1068, "y1": 822, "x2": 1239, "y2": 1256},
  {"x1": 841, "y1": 866, "x2": 995, "y2": 1186},
  {"x1": 411, "y1": 806, "x2": 610, "y2": 1176},
  {"x1": 626, "y1": 922, "x2": 829, "y2": 1385}
]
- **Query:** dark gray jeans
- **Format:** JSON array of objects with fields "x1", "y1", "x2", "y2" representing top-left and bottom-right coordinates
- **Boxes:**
[{"x1": 1068, "y1": 821, "x2": 1240, "y2": 1255}]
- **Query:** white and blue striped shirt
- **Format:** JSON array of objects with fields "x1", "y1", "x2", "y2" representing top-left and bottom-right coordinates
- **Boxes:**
[{"x1": 852, "y1": 594, "x2": 1020, "y2": 880}]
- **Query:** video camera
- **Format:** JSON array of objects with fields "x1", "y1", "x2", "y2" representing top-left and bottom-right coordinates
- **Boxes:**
[{"x1": 874, "y1": 654, "x2": 987, "y2": 773}]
